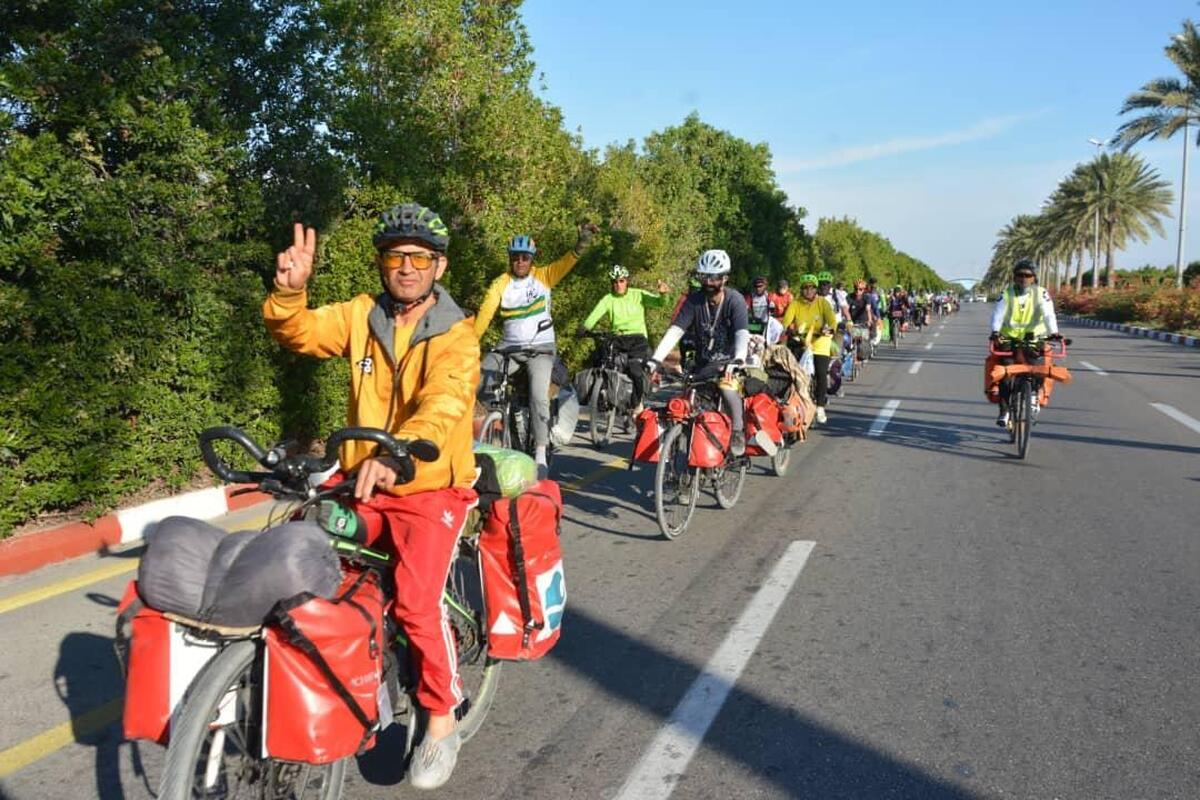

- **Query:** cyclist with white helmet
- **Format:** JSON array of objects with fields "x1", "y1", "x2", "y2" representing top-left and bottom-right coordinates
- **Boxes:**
[
  {"x1": 580, "y1": 265, "x2": 670, "y2": 414},
  {"x1": 647, "y1": 249, "x2": 751, "y2": 456},
  {"x1": 474, "y1": 224, "x2": 597, "y2": 476}
]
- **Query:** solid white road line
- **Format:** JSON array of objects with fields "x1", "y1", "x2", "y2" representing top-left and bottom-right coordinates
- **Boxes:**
[
  {"x1": 908, "y1": 361, "x2": 923, "y2": 374},
  {"x1": 1079, "y1": 360, "x2": 1108, "y2": 376},
  {"x1": 924, "y1": 342, "x2": 934, "y2": 351},
  {"x1": 1150, "y1": 403, "x2": 1200, "y2": 435},
  {"x1": 614, "y1": 540, "x2": 816, "y2": 800},
  {"x1": 868, "y1": 399, "x2": 902, "y2": 437},
  {"x1": 933, "y1": 332, "x2": 941, "y2": 337}
]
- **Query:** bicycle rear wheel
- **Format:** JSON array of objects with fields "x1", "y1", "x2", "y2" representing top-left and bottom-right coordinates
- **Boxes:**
[
  {"x1": 770, "y1": 443, "x2": 792, "y2": 477},
  {"x1": 443, "y1": 538, "x2": 502, "y2": 743},
  {"x1": 159, "y1": 639, "x2": 347, "y2": 800},
  {"x1": 1014, "y1": 381, "x2": 1032, "y2": 460},
  {"x1": 655, "y1": 424, "x2": 700, "y2": 539},
  {"x1": 588, "y1": 383, "x2": 615, "y2": 450},
  {"x1": 713, "y1": 458, "x2": 747, "y2": 509}
]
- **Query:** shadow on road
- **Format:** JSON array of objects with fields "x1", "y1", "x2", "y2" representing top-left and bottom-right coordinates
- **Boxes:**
[
  {"x1": 53, "y1": 630, "x2": 149, "y2": 800},
  {"x1": 548, "y1": 606, "x2": 978, "y2": 799}
]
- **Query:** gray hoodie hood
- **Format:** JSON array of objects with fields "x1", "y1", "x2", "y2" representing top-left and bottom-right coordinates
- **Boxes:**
[{"x1": 367, "y1": 283, "x2": 468, "y2": 367}]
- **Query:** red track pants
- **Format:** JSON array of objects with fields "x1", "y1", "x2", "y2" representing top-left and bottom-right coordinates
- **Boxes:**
[{"x1": 362, "y1": 486, "x2": 478, "y2": 715}]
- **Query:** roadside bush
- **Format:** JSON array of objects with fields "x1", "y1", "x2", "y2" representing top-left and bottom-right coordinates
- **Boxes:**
[
  {"x1": 1134, "y1": 286, "x2": 1200, "y2": 331},
  {"x1": 1090, "y1": 288, "x2": 1154, "y2": 322}
]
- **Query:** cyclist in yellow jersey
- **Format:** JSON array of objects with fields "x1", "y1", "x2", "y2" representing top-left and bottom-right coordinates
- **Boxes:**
[{"x1": 781, "y1": 273, "x2": 837, "y2": 423}]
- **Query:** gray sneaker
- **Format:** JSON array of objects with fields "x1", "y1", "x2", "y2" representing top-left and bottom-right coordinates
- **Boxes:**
[
  {"x1": 730, "y1": 431, "x2": 746, "y2": 457},
  {"x1": 751, "y1": 430, "x2": 778, "y2": 457},
  {"x1": 408, "y1": 731, "x2": 461, "y2": 791}
]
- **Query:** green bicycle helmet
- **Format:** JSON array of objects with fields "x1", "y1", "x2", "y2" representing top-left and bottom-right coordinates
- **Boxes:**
[
  {"x1": 373, "y1": 203, "x2": 449, "y2": 252},
  {"x1": 799, "y1": 273, "x2": 818, "y2": 288},
  {"x1": 817, "y1": 270, "x2": 834, "y2": 284}
]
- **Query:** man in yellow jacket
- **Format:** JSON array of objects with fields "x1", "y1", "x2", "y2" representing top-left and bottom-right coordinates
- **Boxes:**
[
  {"x1": 781, "y1": 273, "x2": 838, "y2": 424},
  {"x1": 263, "y1": 203, "x2": 478, "y2": 790},
  {"x1": 473, "y1": 225, "x2": 596, "y2": 476}
]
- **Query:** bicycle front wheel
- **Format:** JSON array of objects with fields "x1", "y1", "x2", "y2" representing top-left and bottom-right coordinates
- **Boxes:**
[
  {"x1": 655, "y1": 424, "x2": 700, "y2": 539},
  {"x1": 159, "y1": 639, "x2": 347, "y2": 800},
  {"x1": 479, "y1": 410, "x2": 507, "y2": 448},
  {"x1": 1014, "y1": 380, "x2": 1032, "y2": 460}
]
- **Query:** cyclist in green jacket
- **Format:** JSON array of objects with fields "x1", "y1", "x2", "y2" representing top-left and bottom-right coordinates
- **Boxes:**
[{"x1": 579, "y1": 265, "x2": 669, "y2": 414}]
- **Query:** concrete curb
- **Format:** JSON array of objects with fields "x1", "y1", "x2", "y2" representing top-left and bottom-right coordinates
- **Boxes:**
[
  {"x1": 0, "y1": 485, "x2": 270, "y2": 577},
  {"x1": 1061, "y1": 315, "x2": 1200, "y2": 348}
]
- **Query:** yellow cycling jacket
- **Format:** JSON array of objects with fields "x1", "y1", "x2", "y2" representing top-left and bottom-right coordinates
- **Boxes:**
[
  {"x1": 781, "y1": 297, "x2": 838, "y2": 357},
  {"x1": 263, "y1": 283, "x2": 480, "y2": 496}
]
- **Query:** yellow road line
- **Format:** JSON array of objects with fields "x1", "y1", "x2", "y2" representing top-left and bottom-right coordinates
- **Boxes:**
[
  {"x1": 0, "y1": 461, "x2": 629, "y2": 777},
  {"x1": 0, "y1": 698, "x2": 123, "y2": 778},
  {"x1": 0, "y1": 561, "x2": 138, "y2": 616},
  {"x1": 561, "y1": 456, "x2": 629, "y2": 493},
  {"x1": 0, "y1": 509, "x2": 276, "y2": 617}
]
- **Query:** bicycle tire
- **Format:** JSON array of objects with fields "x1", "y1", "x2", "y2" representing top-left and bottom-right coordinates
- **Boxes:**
[
  {"x1": 443, "y1": 542, "x2": 502, "y2": 743},
  {"x1": 713, "y1": 459, "x2": 747, "y2": 509},
  {"x1": 1015, "y1": 381, "x2": 1032, "y2": 460},
  {"x1": 588, "y1": 383, "x2": 614, "y2": 450},
  {"x1": 159, "y1": 639, "x2": 348, "y2": 800},
  {"x1": 654, "y1": 424, "x2": 699, "y2": 540},
  {"x1": 770, "y1": 444, "x2": 791, "y2": 477},
  {"x1": 479, "y1": 410, "x2": 507, "y2": 448}
]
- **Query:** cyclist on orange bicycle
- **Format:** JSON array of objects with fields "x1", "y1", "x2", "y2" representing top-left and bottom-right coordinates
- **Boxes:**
[
  {"x1": 986, "y1": 258, "x2": 1061, "y2": 426},
  {"x1": 264, "y1": 204, "x2": 478, "y2": 790}
]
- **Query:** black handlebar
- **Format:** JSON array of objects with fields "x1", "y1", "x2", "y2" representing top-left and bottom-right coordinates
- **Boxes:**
[
  {"x1": 198, "y1": 425, "x2": 440, "y2": 491},
  {"x1": 198, "y1": 426, "x2": 272, "y2": 484}
]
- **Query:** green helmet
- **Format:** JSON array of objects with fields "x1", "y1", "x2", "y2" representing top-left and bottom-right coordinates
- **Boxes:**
[
  {"x1": 799, "y1": 273, "x2": 818, "y2": 288},
  {"x1": 373, "y1": 203, "x2": 449, "y2": 252},
  {"x1": 817, "y1": 271, "x2": 834, "y2": 284}
]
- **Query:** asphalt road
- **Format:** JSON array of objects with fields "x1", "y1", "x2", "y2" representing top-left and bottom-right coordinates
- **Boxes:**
[{"x1": 2, "y1": 303, "x2": 1198, "y2": 800}]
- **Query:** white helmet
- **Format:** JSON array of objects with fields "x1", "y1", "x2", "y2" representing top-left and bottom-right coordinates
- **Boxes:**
[{"x1": 695, "y1": 249, "x2": 731, "y2": 276}]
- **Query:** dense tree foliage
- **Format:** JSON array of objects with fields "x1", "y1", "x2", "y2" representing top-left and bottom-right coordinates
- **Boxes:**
[
  {"x1": 0, "y1": 0, "x2": 946, "y2": 534},
  {"x1": 814, "y1": 218, "x2": 948, "y2": 290}
]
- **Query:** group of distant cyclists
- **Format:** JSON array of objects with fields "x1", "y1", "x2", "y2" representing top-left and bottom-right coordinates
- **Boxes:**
[{"x1": 260, "y1": 202, "x2": 1055, "y2": 789}]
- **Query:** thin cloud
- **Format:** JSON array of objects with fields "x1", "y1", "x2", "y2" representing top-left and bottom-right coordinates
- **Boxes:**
[{"x1": 778, "y1": 113, "x2": 1035, "y2": 173}]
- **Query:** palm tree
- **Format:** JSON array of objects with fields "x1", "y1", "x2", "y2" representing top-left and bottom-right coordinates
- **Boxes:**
[
  {"x1": 1044, "y1": 165, "x2": 1101, "y2": 290},
  {"x1": 1087, "y1": 152, "x2": 1174, "y2": 285},
  {"x1": 1114, "y1": 20, "x2": 1200, "y2": 287}
]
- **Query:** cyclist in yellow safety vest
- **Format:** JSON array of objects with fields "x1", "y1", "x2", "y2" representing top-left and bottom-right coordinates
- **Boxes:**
[{"x1": 985, "y1": 258, "x2": 1061, "y2": 426}]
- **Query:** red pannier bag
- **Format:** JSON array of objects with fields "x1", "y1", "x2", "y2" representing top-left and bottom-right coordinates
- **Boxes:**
[
  {"x1": 743, "y1": 393, "x2": 783, "y2": 455},
  {"x1": 262, "y1": 569, "x2": 388, "y2": 764},
  {"x1": 117, "y1": 580, "x2": 223, "y2": 744},
  {"x1": 689, "y1": 411, "x2": 731, "y2": 468},
  {"x1": 479, "y1": 480, "x2": 566, "y2": 661},
  {"x1": 632, "y1": 408, "x2": 662, "y2": 463}
]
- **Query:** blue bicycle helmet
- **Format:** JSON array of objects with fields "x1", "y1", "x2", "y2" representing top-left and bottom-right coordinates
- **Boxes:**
[{"x1": 507, "y1": 235, "x2": 537, "y2": 257}]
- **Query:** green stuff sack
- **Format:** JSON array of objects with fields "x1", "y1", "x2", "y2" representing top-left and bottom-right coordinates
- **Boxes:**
[{"x1": 474, "y1": 444, "x2": 538, "y2": 510}]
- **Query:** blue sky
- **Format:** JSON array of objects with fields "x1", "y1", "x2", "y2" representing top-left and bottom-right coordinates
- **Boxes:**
[{"x1": 523, "y1": 0, "x2": 1200, "y2": 281}]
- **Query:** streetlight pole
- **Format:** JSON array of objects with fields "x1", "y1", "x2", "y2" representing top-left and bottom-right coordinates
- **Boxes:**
[
  {"x1": 1176, "y1": 92, "x2": 1190, "y2": 289},
  {"x1": 1089, "y1": 138, "x2": 1104, "y2": 289}
]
